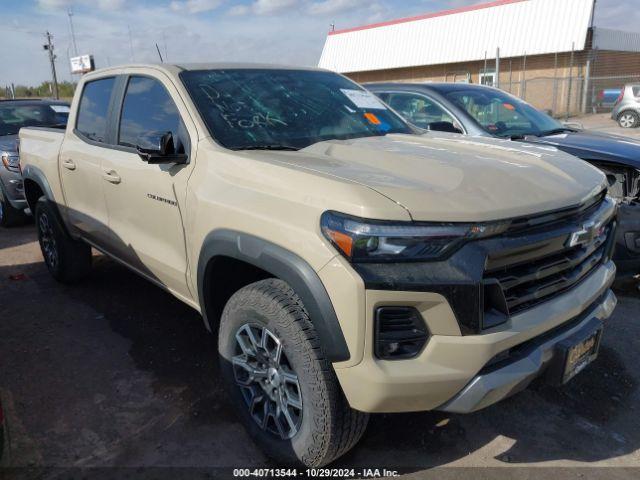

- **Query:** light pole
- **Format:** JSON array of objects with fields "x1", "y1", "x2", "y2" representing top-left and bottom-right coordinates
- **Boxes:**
[
  {"x1": 68, "y1": 9, "x2": 79, "y2": 56},
  {"x1": 43, "y1": 31, "x2": 60, "y2": 100}
]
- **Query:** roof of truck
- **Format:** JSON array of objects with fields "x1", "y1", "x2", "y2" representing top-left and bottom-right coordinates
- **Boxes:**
[{"x1": 84, "y1": 63, "x2": 327, "y2": 79}]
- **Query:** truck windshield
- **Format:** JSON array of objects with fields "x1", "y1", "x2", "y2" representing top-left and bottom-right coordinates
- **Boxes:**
[
  {"x1": 445, "y1": 89, "x2": 565, "y2": 138},
  {"x1": 0, "y1": 104, "x2": 69, "y2": 137},
  {"x1": 180, "y1": 69, "x2": 414, "y2": 150}
]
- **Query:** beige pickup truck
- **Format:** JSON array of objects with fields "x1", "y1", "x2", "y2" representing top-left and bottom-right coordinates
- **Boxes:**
[{"x1": 19, "y1": 63, "x2": 618, "y2": 467}]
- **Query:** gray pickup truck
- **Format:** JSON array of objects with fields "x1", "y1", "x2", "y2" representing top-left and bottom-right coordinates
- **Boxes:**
[{"x1": 0, "y1": 99, "x2": 69, "y2": 227}]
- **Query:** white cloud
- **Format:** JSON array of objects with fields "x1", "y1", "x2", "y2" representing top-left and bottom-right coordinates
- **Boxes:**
[
  {"x1": 96, "y1": 0, "x2": 126, "y2": 10},
  {"x1": 308, "y1": 0, "x2": 367, "y2": 16},
  {"x1": 254, "y1": 0, "x2": 297, "y2": 15},
  {"x1": 228, "y1": 4, "x2": 249, "y2": 15},
  {"x1": 231, "y1": 0, "x2": 298, "y2": 16},
  {"x1": 170, "y1": 0, "x2": 224, "y2": 13},
  {"x1": 37, "y1": 0, "x2": 126, "y2": 11},
  {"x1": 37, "y1": 0, "x2": 72, "y2": 8}
]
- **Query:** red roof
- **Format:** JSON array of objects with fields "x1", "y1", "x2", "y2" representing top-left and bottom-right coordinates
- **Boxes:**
[{"x1": 329, "y1": 0, "x2": 529, "y2": 36}]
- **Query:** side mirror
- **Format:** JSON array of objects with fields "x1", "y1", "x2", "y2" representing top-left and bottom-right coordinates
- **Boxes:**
[
  {"x1": 427, "y1": 121, "x2": 463, "y2": 134},
  {"x1": 136, "y1": 131, "x2": 188, "y2": 165}
]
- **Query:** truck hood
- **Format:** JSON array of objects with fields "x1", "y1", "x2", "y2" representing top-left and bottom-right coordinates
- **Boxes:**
[
  {"x1": 522, "y1": 130, "x2": 640, "y2": 169},
  {"x1": 278, "y1": 133, "x2": 606, "y2": 222}
]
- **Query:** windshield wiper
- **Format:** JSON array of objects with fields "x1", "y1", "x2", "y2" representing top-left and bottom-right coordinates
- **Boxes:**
[
  {"x1": 236, "y1": 144, "x2": 300, "y2": 151},
  {"x1": 537, "y1": 127, "x2": 576, "y2": 137}
]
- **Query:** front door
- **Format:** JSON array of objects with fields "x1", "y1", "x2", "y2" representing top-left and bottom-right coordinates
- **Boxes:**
[{"x1": 100, "y1": 74, "x2": 196, "y2": 300}]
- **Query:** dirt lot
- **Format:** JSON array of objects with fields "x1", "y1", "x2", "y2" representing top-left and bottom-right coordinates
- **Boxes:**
[
  {"x1": 575, "y1": 113, "x2": 640, "y2": 139},
  {"x1": 1, "y1": 224, "x2": 639, "y2": 479}
]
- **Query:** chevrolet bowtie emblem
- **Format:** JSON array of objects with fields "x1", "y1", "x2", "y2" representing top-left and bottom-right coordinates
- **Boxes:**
[{"x1": 567, "y1": 220, "x2": 603, "y2": 248}]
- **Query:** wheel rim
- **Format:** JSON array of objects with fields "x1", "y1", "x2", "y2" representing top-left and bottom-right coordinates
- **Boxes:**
[
  {"x1": 39, "y1": 212, "x2": 59, "y2": 270},
  {"x1": 620, "y1": 114, "x2": 636, "y2": 128},
  {"x1": 232, "y1": 324, "x2": 303, "y2": 440}
]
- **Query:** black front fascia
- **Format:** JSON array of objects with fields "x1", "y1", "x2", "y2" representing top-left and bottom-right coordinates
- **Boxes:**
[
  {"x1": 352, "y1": 204, "x2": 616, "y2": 335},
  {"x1": 353, "y1": 243, "x2": 486, "y2": 333}
]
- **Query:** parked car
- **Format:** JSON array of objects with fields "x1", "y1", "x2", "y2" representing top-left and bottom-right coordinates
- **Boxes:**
[
  {"x1": 611, "y1": 84, "x2": 640, "y2": 129},
  {"x1": 366, "y1": 82, "x2": 640, "y2": 276},
  {"x1": 20, "y1": 64, "x2": 618, "y2": 466},
  {"x1": 594, "y1": 88, "x2": 622, "y2": 112},
  {"x1": 0, "y1": 99, "x2": 70, "y2": 227}
]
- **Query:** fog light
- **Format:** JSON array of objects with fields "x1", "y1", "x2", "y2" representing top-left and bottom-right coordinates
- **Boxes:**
[{"x1": 374, "y1": 307, "x2": 429, "y2": 360}]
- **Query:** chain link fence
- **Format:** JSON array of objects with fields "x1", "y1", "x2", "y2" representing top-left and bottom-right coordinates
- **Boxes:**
[{"x1": 484, "y1": 48, "x2": 640, "y2": 119}]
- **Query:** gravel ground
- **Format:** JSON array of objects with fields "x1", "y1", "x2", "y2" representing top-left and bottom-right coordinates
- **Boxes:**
[
  {"x1": 574, "y1": 113, "x2": 640, "y2": 139},
  {"x1": 0, "y1": 224, "x2": 639, "y2": 480}
]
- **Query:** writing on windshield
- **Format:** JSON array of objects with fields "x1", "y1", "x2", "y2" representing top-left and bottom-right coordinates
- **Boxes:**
[{"x1": 180, "y1": 69, "x2": 413, "y2": 150}]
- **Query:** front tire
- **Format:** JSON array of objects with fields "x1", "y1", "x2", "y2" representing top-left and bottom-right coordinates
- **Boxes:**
[
  {"x1": 219, "y1": 279, "x2": 368, "y2": 467},
  {"x1": 35, "y1": 197, "x2": 92, "y2": 283},
  {"x1": 618, "y1": 111, "x2": 640, "y2": 129}
]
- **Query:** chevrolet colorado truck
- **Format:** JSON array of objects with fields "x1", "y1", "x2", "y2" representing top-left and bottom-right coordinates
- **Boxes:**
[{"x1": 19, "y1": 64, "x2": 618, "y2": 467}]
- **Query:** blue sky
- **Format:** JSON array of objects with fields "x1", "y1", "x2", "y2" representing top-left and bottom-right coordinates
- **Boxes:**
[{"x1": 2, "y1": 0, "x2": 638, "y2": 86}]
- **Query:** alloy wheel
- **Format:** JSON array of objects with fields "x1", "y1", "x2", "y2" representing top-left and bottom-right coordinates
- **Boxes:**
[
  {"x1": 232, "y1": 324, "x2": 303, "y2": 440},
  {"x1": 620, "y1": 113, "x2": 637, "y2": 128},
  {"x1": 39, "y1": 212, "x2": 59, "y2": 270}
]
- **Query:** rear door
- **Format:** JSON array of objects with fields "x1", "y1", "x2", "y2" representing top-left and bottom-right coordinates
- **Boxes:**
[
  {"x1": 59, "y1": 76, "x2": 116, "y2": 246},
  {"x1": 100, "y1": 72, "x2": 197, "y2": 300}
]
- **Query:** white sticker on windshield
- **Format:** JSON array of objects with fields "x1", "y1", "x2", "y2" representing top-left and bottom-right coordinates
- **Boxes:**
[
  {"x1": 340, "y1": 89, "x2": 387, "y2": 110},
  {"x1": 49, "y1": 105, "x2": 70, "y2": 113}
]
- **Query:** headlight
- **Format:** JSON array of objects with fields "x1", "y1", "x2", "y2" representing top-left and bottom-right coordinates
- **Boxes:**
[
  {"x1": 1, "y1": 152, "x2": 20, "y2": 173},
  {"x1": 321, "y1": 211, "x2": 509, "y2": 262}
]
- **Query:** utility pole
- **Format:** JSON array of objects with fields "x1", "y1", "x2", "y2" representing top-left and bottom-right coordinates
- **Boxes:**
[
  {"x1": 68, "y1": 9, "x2": 79, "y2": 56},
  {"x1": 43, "y1": 31, "x2": 60, "y2": 100}
]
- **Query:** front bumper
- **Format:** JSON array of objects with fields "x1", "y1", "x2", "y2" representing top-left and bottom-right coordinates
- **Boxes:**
[
  {"x1": 614, "y1": 202, "x2": 640, "y2": 276},
  {"x1": 0, "y1": 170, "x2": 27, "y2": 209},
  {"x1": 334, "y1": 261, "x2": 617, "y2": 413},
  {"x1": 438, "y1": 289, "x2": 617, "y2": 413}
]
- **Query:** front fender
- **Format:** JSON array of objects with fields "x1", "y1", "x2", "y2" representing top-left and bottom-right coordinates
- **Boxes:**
[{"x1": 197, "y1": 230, "x2": 351, "y2": 363}]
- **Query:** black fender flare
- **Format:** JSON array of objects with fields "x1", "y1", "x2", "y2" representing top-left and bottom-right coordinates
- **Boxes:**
[
  {"x1": 21, "y1": 164, "x2": 56, "y2": 210},
  {"x1": 197, "y1": 230, "x2": 350, "y2": 362}
]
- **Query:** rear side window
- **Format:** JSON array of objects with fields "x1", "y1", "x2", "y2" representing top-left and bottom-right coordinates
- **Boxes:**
[
  {"x1": 386, "y1": 92, "x2": 455, "y2": 129},
  {"x1": 118, "y1": 76, "x2": 184, "y2": 151},
  {"x1": 76, "y1": 77, "x2": 116, "y2": 143}
]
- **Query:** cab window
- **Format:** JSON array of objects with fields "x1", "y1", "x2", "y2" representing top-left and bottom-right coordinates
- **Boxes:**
[
  {"x1": 118, "y1": 76, "x2": 186, "y2": 152},
  {"x1": 76, "y1": 77, "x2": 116, "y2": 143},
  {"x1": 385, "y1": 92, "x2": 457, "y2": 131}
]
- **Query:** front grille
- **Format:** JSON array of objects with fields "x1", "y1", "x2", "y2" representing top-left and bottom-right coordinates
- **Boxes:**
[{"x1": 483, "y1": 195, "x2": 616, "y2": 319}]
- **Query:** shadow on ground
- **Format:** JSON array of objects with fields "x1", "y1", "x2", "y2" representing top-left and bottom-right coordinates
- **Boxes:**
[{"x1": 0, "y1": 240, "x2": 638, "y2": 470}]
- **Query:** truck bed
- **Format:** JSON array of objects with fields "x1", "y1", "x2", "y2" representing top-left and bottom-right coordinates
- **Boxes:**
[{"x1": 19, "y1": 127, "x2": 66, "y2": 206}]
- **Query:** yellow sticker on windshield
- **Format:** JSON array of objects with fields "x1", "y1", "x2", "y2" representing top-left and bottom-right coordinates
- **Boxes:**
[{"x1": 503, "y1": 103, "x2": 516, "y2": 111}]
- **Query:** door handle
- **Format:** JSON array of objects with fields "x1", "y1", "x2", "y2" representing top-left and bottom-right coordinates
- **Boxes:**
[
  {"x1": 62, "y1": 159, "x2": 76, "y2": 170},
  {"x1": 103, "y1": 169, "x2": 121, "y2": 184}
]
